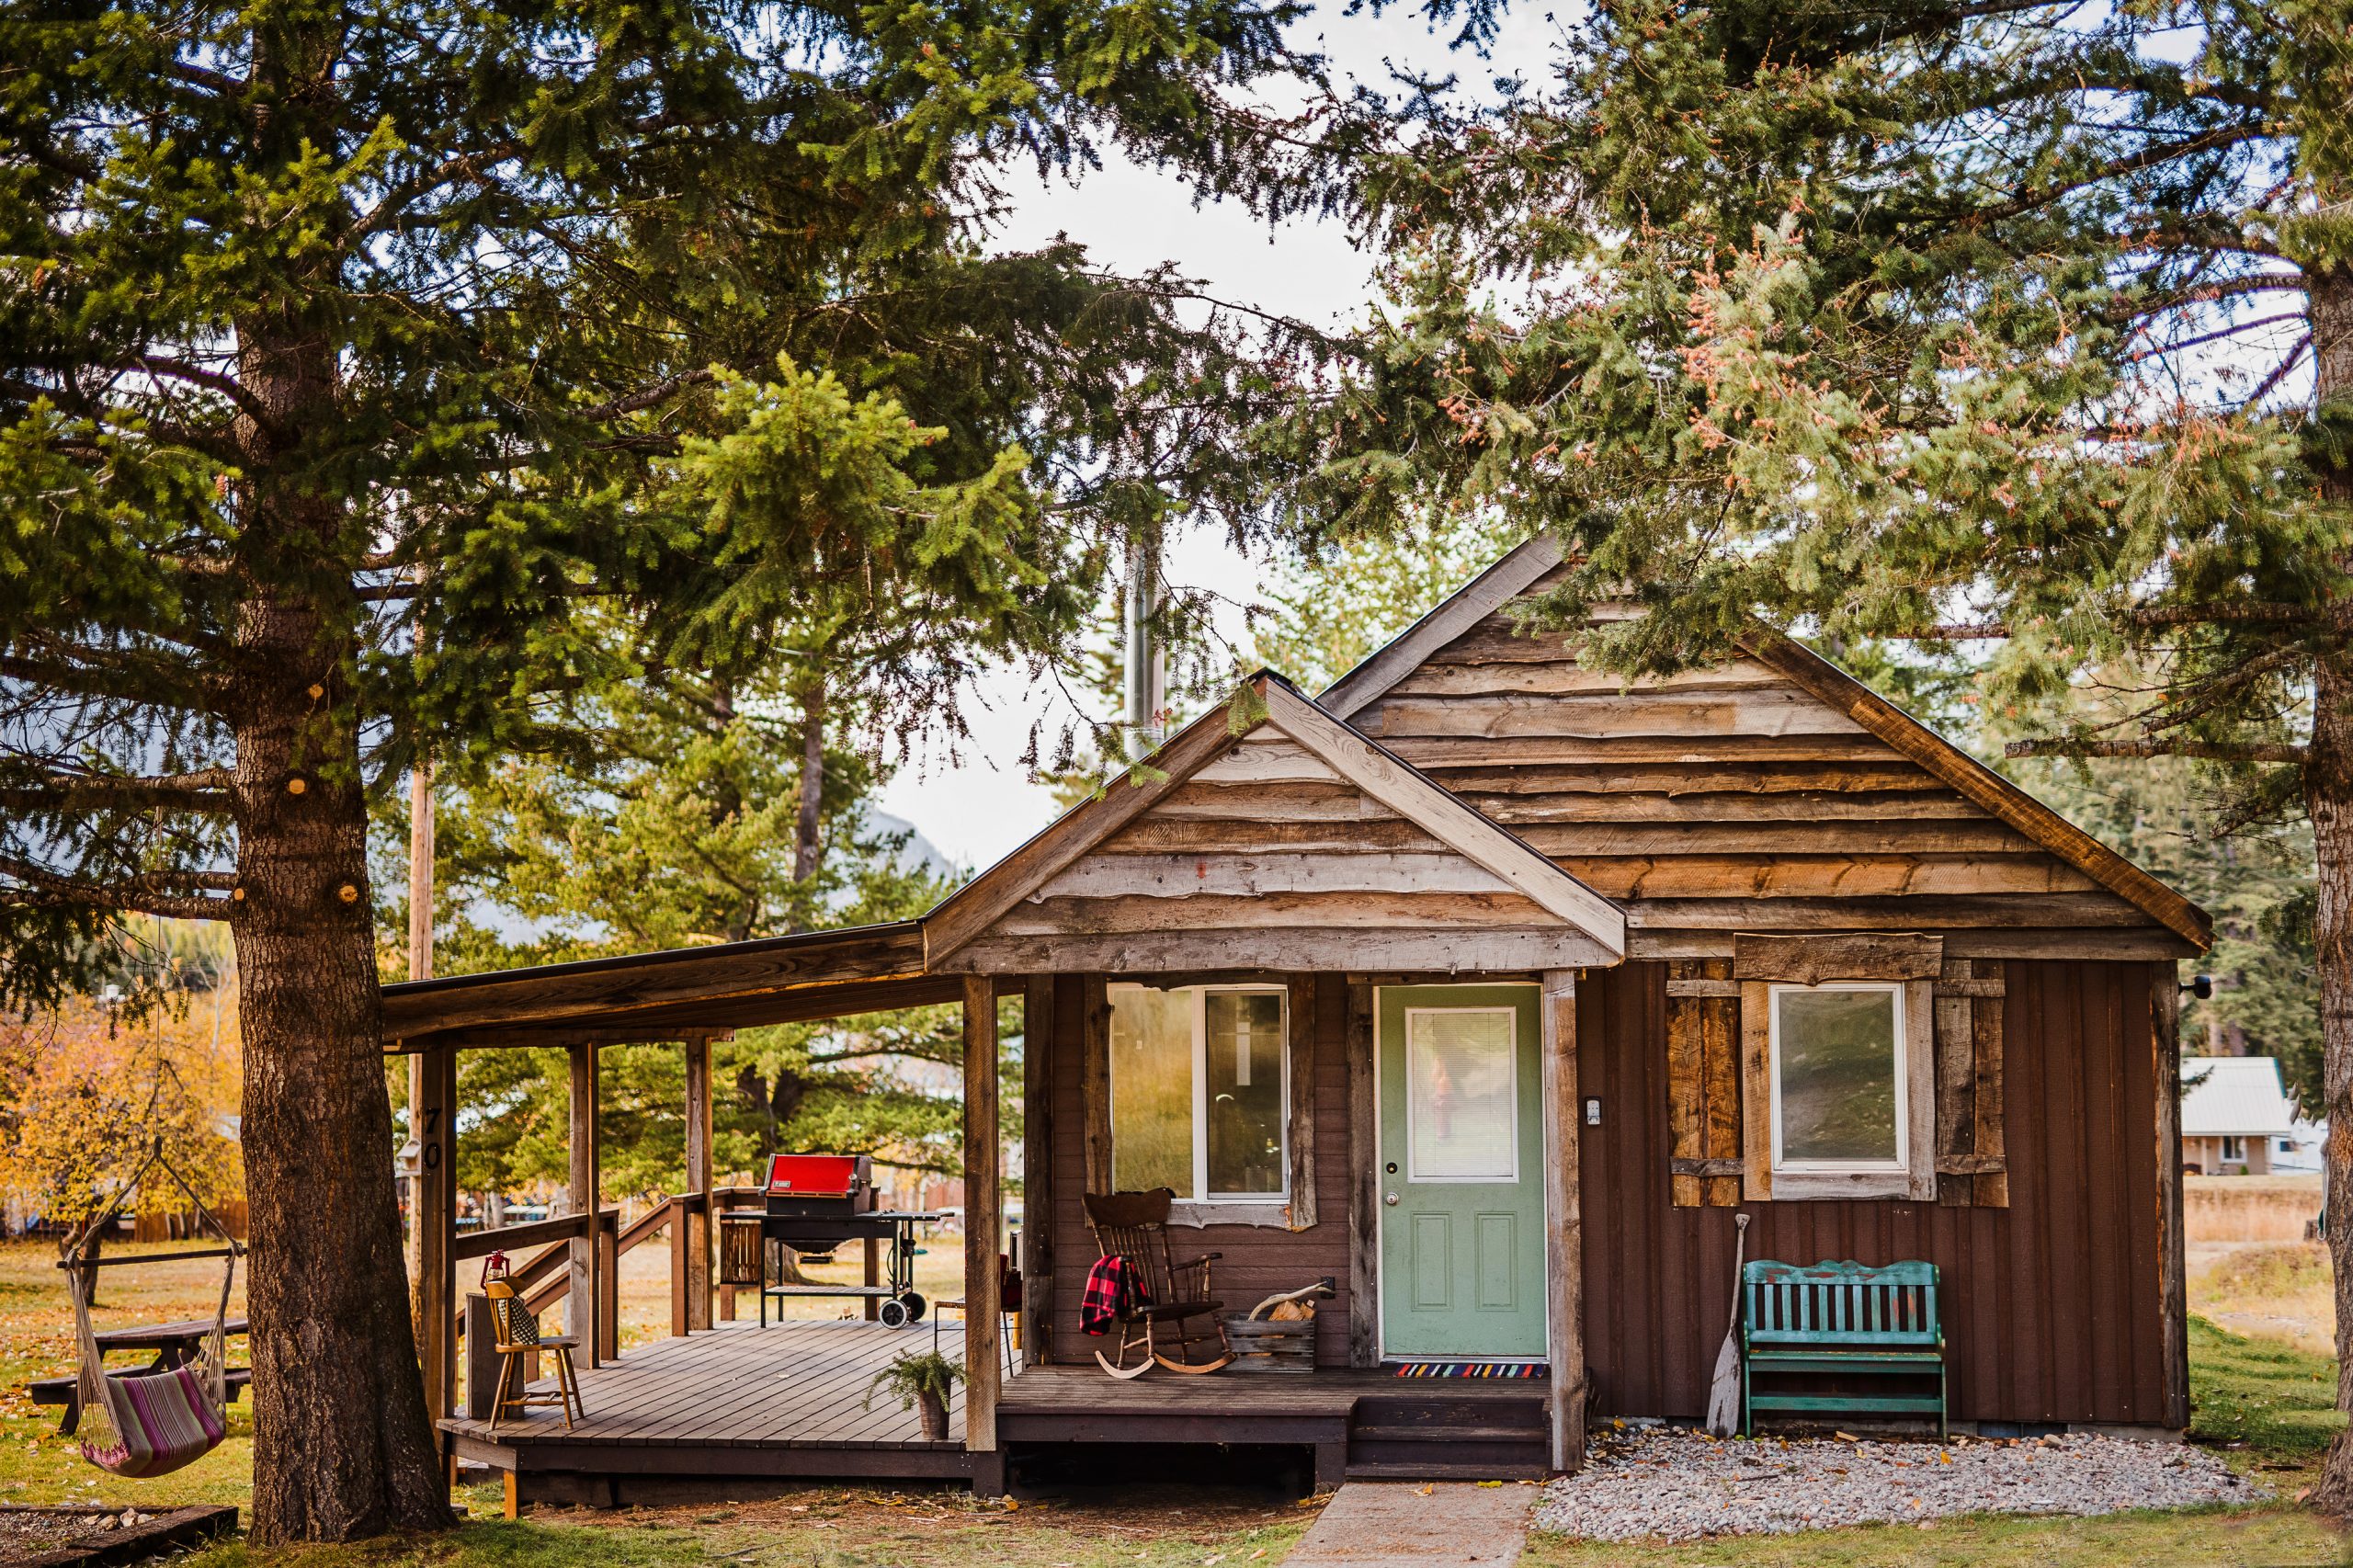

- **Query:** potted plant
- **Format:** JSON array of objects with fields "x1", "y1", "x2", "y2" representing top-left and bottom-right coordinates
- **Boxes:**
[{"x1": 866, "y1": 1349, "x2": 965, "y2": 1440}]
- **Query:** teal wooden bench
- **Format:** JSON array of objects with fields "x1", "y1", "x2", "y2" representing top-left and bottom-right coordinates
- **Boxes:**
[{"x1": 1741, "y1": 1259, "x2": 1946, "y2": 1437}]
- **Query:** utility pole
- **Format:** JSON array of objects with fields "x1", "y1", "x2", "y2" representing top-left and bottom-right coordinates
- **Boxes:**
[
  {"x1": 1121, "y1": 531, "x2": 1165, "y2": 759},
  {"x1": 404, "y1": 755, "x2": 434, "y2": 1341}
]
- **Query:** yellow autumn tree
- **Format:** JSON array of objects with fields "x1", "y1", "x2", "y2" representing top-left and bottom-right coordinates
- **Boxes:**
[{"x1": 0, "y1": 992, "x2": 244, "y2": 1229}]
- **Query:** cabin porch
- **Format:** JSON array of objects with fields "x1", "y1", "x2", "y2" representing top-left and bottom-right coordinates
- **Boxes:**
[{"x1": 441, "y1": 1318, "x2": 1555, "y2": 1507}]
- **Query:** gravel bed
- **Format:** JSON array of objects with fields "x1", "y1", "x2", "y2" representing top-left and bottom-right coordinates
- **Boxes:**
[
  {"x1": 1537, "y1": 1426, "x2": 2261, "y2": 1541},
  {"x1": 0, "y1": 1506, "x2": 162, "y2": 1567}
]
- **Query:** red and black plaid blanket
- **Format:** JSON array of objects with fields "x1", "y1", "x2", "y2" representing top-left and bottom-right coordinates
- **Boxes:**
[{"x1": 1080, "y1": 1253, "x2": 1152, "y2": 1335}]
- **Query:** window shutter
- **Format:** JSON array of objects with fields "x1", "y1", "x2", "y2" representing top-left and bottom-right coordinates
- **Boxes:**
[
  {"x1": 1740, "y1": 981, "x2": 1772, "y2": 1202},
  {"x1": 1933, "y1": 960, "x2": 2009, "y2": 1207},
  {"x1": 1286, "y1": 972, "x2": 1318, "y2": 1230},
  {"x1": 1665, "y1": 960, "x2": 1742, "y2": 1207},
  {"x1": 1688, "y1": 936, "x2": 2006, "y2": 1207}
]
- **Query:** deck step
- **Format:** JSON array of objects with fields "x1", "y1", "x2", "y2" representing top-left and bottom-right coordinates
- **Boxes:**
[
  {"x1": 1349, "y1": 1396, "x2": 1546, "y2": 1426},
  {"x1": 1341, "y1": 1460, "x2": 1549, "y2": 1482},
  {"x1": 1348, "y1": 1423, "x2": 1546, "y2": 1444}
]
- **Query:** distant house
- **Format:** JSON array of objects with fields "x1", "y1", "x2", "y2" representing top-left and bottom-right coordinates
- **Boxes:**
[
  {"x1": 2180, "y1": 1057, "x2": 2299, "y2": 1175},
  {"x1": 2272, "y1": 1119, "x2": 2325, "y2": 1175}
]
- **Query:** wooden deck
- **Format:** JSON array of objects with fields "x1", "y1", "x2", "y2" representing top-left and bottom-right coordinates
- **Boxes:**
[
  {"x1": 443, "y1": 1322, "x2": 1558, "y2": 1500},
  {"x1": 442, "y1": 1320, "x2": 977, "y2": 1497}
]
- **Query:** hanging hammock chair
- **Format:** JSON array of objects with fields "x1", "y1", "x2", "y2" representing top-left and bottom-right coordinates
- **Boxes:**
[{"x1": 61, "y1": 1138, "x2": 243, "y2": 1478}]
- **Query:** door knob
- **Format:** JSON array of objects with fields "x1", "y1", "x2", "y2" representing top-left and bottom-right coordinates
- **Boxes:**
[{"x1": 1384, "y1": 1191, "x2": 1400, "y2": 1206}]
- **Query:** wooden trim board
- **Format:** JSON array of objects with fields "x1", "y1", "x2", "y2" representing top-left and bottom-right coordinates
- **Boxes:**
[{"x1": 925, "y1": 675, "x2": 1627, "y2": 971}]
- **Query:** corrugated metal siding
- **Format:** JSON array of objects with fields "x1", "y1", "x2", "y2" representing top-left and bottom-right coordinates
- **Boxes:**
[
  {"x1": 1578, "y1": 959, "x2": 2168, "y2": 1426},
  {"x1": 1046, "y1": 973, "x2": 1358, "y2": 1366}
]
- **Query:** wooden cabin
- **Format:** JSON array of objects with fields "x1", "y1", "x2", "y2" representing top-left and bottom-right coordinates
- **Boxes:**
[{"x1": 384, "y1": 536, "x2": 2205, "y2": 1506}]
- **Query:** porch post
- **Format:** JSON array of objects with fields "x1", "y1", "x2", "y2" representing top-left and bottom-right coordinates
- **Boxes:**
[
  {"x1": 1021, "y1": 975, "x2": 1055, "y2": 1367},
  {"x1": 567, "y1": 1041, "x2": 604, "y2": 1366},
  {"x1": 1345, "y1": 982, "x2": 1377, "y2": 1369},
  {"x1": 415, "y1": 1039, "x2": 457, "y2": 1424},
  {"x1": 2153, "y1": 967, "x2": 2188, "y2": 1427},
  {"x1": 962, "y1": 974, "x2": 1001, "y2": 1454},
  {"x1": 1540, "y1": 969, "x2": 1586, "y2": 1472},
  {"x1": 684, "y1": 1033, "x2": 714, "y2": 1333}
]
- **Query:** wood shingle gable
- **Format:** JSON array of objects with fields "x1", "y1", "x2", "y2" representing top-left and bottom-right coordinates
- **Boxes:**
[
  {"x1": 923, "y1": 675, "x2": 1626, "y2": 975},
  {"x1": 1322, "y1": 538, "x2": 2211, "y2": 958}
]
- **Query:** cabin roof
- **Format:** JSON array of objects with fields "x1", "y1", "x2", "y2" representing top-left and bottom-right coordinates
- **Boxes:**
[
  {"x1": 1320, "y1": 535, "x2": 2211, "y2": 951},
  {"x1": 920, "y1": 671, "x2": 1628, "y2": 971},
  {"x1": 380, "y1": 920, "x2": 964, "y2": 1047}
]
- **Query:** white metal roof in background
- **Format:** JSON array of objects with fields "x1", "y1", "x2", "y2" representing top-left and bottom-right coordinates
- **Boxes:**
[{"x1": 2179, "y1": 1056, "x2": 2298, "y2": 1138}]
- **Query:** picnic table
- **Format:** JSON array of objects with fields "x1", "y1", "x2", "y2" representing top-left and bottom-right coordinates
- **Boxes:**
[{"x1": 28, "y1": 1318, "x2": 252, "y2": 1435}]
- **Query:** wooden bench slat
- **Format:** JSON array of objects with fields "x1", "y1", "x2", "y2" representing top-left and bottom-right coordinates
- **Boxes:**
[{"x1": 1741, "y1": 1259, "x2": 1945, "y2": 1437}]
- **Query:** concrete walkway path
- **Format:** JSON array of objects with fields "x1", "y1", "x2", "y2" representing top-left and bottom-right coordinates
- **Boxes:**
[{"x1": 1284, "y1": 1481, "x2": 1535, "y2": 1568}]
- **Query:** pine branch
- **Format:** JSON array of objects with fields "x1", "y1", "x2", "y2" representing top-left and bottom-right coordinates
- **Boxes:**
[
  {"x1": 2117, "y1": 271, "x2": 2309, "y2": 324},
  {"x1": 2004, "y1": 737, "x2": 2305, "y2": 763},
  {"x1": 0, "y1": 650, "x2": 231, "y2": 712},
  {"x1": 1967, "y1": 122, "x2": 2271, "y2": 228},
  {"x1": 350, "y1": 143, "x2": 528, "y2": 240},
  {"x1": 2132, "y1": 311, "x2": 2308, "y2": 361},
  {"x1": 2236, "y1": 335, "x2": 2312, "y2": 409},
  {"x1": 0, "y1": 767, "x2": 236, "y2": 814},
  {"x1": 1893, "y1": 603, "x2": 2315, "y2": 640},
  {"x1": 2139, "y1": 644, "x2": 2305, "y2": 735},
  {"x1": 0, "y1": 855, "x2": 237, "y2": 921},
  {"x1": 576, "y1": 370, "x2": 717, "y2": 423},
  {"x1": 129, "y1": 356, "x2": 276, "y2": 429}
]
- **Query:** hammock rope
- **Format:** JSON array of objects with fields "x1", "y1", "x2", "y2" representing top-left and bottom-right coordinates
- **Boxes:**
[{"x1": 61, "y1": 1137, "x2": 243, "y2": 1478}]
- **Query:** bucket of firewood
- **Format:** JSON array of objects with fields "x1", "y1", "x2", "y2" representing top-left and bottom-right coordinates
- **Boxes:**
[{"x1": 1222, "y1": 1283, "x2": 1324, "y2": 1375}]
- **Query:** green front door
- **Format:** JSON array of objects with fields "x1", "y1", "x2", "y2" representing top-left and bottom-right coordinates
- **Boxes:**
[{"x1": 1377, "y1": 984, "x2": 1548, "y2": 1359}]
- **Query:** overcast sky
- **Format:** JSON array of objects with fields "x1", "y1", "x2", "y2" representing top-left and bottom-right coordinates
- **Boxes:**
[{"x1": 874, "y1": 2, "x2": 1564, "y2": 870}]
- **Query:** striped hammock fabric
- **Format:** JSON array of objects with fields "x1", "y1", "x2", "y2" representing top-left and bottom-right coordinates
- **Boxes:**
[
  {"x1": 68, "y1": 1252, "x2": 232, "y2": 1479},
  {"x1": 79, "y1": 1362, "x2": 229, "y2": 1478}
]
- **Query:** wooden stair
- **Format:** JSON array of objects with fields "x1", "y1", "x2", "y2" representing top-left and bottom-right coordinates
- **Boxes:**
[{"x1": 1344, "y1": 1391, "x2": 1550, "y2": 1481}]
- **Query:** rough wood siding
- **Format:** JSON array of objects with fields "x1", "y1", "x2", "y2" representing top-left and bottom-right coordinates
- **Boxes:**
[
  {"x1": 1352, "y1": 607, "x2": 2171, "y2": 949},
  {"x1": 1047, "y1": 973, "x2": 1358, "y2": 1366},
  {"x1": 953, "y1": 731, "x2": 1597, "y2": 971},
  {"x1": 1579, "y1": 960, "x2": 2169, "y2": 1426}
]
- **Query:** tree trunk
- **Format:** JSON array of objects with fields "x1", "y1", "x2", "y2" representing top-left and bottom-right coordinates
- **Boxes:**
[
  {"x1": 795, "y1": 674, "x2": 825, "y2": 887},
  {"x1": 2301, "y1": 256, "x2": 2353, "y2": 1514},
  {"x1": 232, "y1": 592, "x2": 454, "y2": 1542},
  {"x1": 225, "y1": 124, "x2": 452, "y2": 1529}
]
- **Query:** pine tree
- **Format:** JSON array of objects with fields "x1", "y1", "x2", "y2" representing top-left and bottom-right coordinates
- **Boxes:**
[
  {"x1": 0, "y1": 0, "x2": 1375, "y2": 1532},
  {"x1": 1290, "y1": 0, "x2": 2353, "y2": 1496},
  {"x1": 399, "y1": 655, "x2": 989, "y2": 1203}
]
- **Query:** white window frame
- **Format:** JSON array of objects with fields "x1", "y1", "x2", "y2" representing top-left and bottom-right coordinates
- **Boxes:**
[
  {"x1": 1768, "y1": 982, "x2": 1909, "y2": 1177},
  {"x1": 1108, "y1": 983, "x2": 1290, "y2": 1204},
  {"x1": 1401, "y1": 1005, "x2": 1520, "y2": 1185},
  {"x1": 2221, "y1": 1134, "x2": 2245, "y2": 1163}
]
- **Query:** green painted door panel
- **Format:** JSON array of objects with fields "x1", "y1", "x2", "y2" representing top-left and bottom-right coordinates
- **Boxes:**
[{"x1": 1377, "y1": 984, "x2": 1547, "y2": 1358}]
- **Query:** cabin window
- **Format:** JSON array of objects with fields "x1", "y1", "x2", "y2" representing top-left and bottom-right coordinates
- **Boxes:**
[
  {"x1": 1768, "y1": 983, "x2": 1906, "y2": 1176},
  {"x1": 2221, "y1": 1135, "x2": 2245, "y2": 1163},
  {"x1": 1108, "y1": 984, "x2": 1289, "y2": 1201}
]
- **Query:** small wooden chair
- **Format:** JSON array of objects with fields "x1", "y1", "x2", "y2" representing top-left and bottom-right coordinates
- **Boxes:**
[
  {"x1": 484, "y1": 1278, "x2": 585, "y2": 1429},
  {"x1": 1083, "y1": 1188, "x2": 1233, "y2": 1379},
  {"x1": 934, "y1": 1251, "x2": 1020, "y2": 1376}
]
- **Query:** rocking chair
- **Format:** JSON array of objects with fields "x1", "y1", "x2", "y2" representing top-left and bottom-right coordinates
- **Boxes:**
[{"x1": 1083, "y1": 1188, "x2": 1233, "y2": 1379}]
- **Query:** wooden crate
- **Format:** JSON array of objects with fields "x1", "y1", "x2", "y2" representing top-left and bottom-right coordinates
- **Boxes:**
[{"x1": 1223, "y1": 1313, "x2": 1315, "y2": 1374}]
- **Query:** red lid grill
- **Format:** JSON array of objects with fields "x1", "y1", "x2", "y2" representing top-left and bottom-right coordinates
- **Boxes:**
[{"x1": 766, "y1": 1153, "x2": 866, "y2": 1201}]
